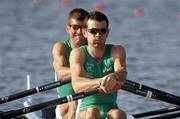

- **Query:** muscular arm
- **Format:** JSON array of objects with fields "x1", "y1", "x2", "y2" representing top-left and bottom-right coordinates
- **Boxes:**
[
  {"x1": 52, "y1": 42, "x2": 71, "y2": 80},
  {"x1": 97, "y1": 45, "x2": 127, "y2": 93},
  {"x1": 70, "y1": 48, "x2": 100, "y2": 93},
  {"x1": 112, "y1": 45, "x2": 127, "y2": 85}
]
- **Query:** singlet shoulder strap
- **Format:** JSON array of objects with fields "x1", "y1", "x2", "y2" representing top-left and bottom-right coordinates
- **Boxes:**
[
  {"x1": 105, "y1": 44, "x2": 113, "y2": 57},
  {"x1": 63, "y1": 40, "x2": 72, "y2": 60},
  {"x1": 81, "y1": 44, "x2": 114, "y2": 62}
]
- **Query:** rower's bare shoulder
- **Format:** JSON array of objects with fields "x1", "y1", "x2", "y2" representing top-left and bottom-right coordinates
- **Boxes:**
[
  {"x1": 112, "y1": 45, "x2": 125, "y2": 52},
  {"x1": 53, "y1": 42, "x2": 65, "y2": 50},
  {"x1": 52, "y1": 42, "x2": 66, "y2": 56},
  {"x1": 70, "y1": 48, "x2": 85, "y2": 62},
  {"x1": 71, "y1": 47, "x2": 84, "y2": 55},
  {"x1": 111, "y1": 45, "x2": 126, "y2": 57}
]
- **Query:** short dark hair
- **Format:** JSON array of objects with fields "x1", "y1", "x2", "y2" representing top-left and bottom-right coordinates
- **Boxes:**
[
  {"x1": 84, "y1": 11, "x2": 109, "y2": 28},
  {"x1": 67, "y1": 8, "x2": 88, "y2": 25}
]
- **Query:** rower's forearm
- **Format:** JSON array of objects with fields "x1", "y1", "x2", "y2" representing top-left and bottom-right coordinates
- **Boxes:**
[
  {"x1": 72, "y1": 77, "x2": 100, "y2": 93},
  {"x1": 115, "y1": 70, "x2": 127, "y2": 82},
  {"x1": 56, "y1": 67, "x2": 71, "y2": 80}
]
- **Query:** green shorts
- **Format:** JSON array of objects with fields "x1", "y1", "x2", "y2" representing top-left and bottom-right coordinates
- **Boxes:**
[
  {"x1": 55, "y1": 72, "x2": 74, "y2": 97},
  {"x1": 80, "y1": 103, "x2": 118, "y2": 119}
]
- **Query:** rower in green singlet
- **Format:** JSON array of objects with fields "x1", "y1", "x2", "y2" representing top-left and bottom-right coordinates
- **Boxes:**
[
  {"x1": 55, "y1": 40, "x2": 74, "y2": 97},
  {"x1": 79, "y1": 45, "x2": 118, "y2": 119},
  {"x1": 52, "y1": 8, "x2": 88, "y2": 119},
  {"x1": 69, "y1": 11, "x2": 133, "y2": 119}
]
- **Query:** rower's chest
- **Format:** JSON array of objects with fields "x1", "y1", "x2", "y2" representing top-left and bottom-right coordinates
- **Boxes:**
[{"x1": 84, "y1": 57, "x2": 114, "y2": 78}]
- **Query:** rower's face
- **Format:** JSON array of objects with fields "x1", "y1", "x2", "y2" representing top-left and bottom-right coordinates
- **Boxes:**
[
  {"x1": 66, "y1": 19, "x2": 87, "y2": 45},
  {"x1": 84, "y1": 19, "x2": 109, "y2": 48}
]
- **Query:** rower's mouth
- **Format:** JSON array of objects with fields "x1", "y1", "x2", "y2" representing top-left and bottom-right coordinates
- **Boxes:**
[{"x1": 74, "y1": 35, "x2": 85, "y2": 40}]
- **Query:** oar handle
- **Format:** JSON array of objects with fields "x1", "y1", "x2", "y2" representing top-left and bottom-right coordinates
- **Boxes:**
[
  {"x1": 0, "y1": 79, "x2": 71, "y2": 104},
  {"x1": 0, "y1": 88, "x2": 100, "y2": 118}
]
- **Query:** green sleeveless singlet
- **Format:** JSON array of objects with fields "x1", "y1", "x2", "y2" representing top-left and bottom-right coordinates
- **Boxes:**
[
  {"x1": 55, "y1": 40, "x2": 74, "y2": 97},
  {"x1": 80, "y1": 45, "x2": 118, "y2": 119}
]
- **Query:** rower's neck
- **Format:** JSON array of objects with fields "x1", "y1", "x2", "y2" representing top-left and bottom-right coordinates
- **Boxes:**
[
  {"x1": 70, "y1": 41, "x2": 86, "y2": 49},
  {"x1": 88, "y1": 46, "x2": 105, "y2": 62}
]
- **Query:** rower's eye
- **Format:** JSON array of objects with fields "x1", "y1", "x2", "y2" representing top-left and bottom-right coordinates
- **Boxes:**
[
  {"x1": 69, "y1": 25, "x2": 84, "y2": 30},
  {"x1": 86, "y1": 28, "x2": 107, "y2": 35}
]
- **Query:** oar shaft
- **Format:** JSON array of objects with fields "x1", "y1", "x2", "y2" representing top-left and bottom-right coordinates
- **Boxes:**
[
  {"x1": 0, "y1": 80, "x2": 71, "y2": 104},
  {"x1": 147, "y1": 111, "x2": 180, "y2": 119},
  {"x1": 123, "y1": 80, "x2": 180, "y2": 106},
  {"x1": 1, "y1": 78, "x2": 180, "y2": 118},
  {"x1": 0, "y1": 89, "x2": 99, "y2": 118},
  {"x1": 125, "y1": 80, "x2": 166, "y2": 95},
  {"x1": 133, "y1": 106, "x2": 180, "y2": 118}
]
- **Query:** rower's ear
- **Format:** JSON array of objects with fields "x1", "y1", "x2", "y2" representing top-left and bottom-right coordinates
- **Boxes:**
[
  {"x1": 83, "y1": 29, "x2": 87, "y2": 38},
  {"x1": 66, "y1": 25, "x2": 70, "y2": 33},
  {"x1": 106, "y1": 28, "x2": 109, "y2": 37}
]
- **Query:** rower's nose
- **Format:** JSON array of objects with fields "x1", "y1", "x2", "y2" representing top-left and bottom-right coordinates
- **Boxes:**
[{"x1": 76, "y1": 28, "x2": 83, "y2": 34}]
